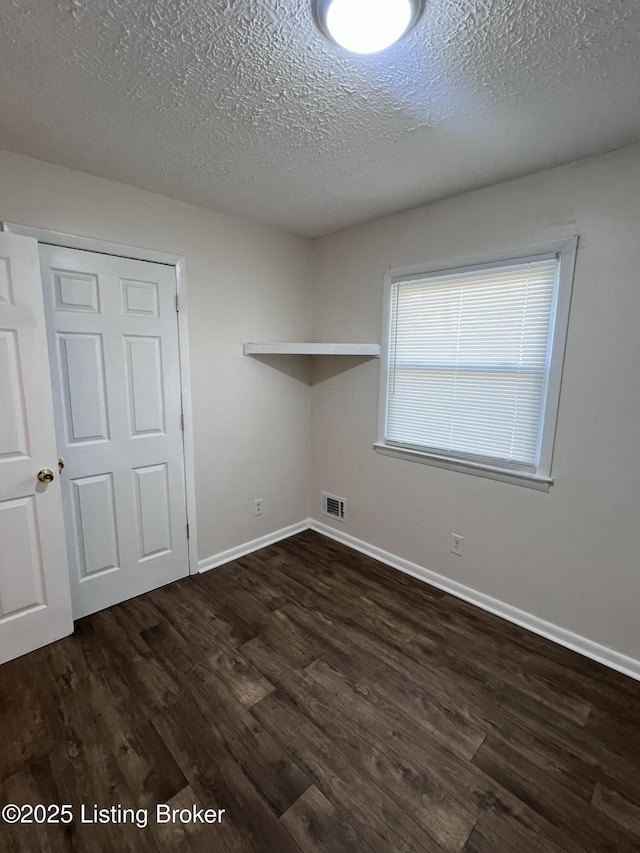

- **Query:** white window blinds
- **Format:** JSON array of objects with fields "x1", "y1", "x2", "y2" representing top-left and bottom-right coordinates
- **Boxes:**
[{"x1": 386, "y1": 256, "x2": 559, "y2": 470}]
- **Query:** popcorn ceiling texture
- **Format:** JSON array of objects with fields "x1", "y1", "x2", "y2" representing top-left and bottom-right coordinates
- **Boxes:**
[{"x1": 1, "y1": 0, "x2": 639, "y2": 235}]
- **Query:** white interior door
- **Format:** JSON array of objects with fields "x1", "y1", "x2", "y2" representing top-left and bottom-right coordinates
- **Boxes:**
[
  {"x1": 0, "y1": 233, "x2": 73, "y2": 664},
  {"x1": 39, "y1": 245, "x2": 189, "y2": 619}
]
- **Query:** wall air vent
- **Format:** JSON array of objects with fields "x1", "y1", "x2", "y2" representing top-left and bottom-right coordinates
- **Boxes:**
[{"x1": 321, "y1": 491, "x2": 346, "y2": 523}]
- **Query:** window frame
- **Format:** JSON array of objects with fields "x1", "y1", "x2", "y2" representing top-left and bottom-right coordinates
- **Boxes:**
[{"x1": 374, "y1": 237, "x2": 578, "y2": 491}]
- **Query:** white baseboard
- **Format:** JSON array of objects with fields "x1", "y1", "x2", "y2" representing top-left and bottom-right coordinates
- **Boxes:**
[
  {"x1": 309, "y1": 519, "x2": 640, "y2": 683},
  {"x1": 198, "y1": 520, "x2": 310, "y2": 573},
  {"x1": 197, "y1": 517, "x2": 640, "y2": 682}
]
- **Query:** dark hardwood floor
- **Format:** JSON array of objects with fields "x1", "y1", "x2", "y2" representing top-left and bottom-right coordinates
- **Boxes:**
[{"x1": 1, "y1": 529, "x2": 640, "y2": 852}]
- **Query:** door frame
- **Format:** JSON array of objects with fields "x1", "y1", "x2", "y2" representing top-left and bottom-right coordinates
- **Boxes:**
[{"x1": 0, "y1": 222, "x2": 199, "y2": 576}]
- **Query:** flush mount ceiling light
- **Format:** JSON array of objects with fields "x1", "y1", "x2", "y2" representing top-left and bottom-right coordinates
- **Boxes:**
[{"x1": 314, "y1": 0, "x2": 423, "y2": 55}]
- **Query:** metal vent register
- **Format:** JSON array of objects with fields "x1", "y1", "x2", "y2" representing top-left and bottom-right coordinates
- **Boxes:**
[{"x1": 321, "y1": 492, "x2": 346, "y2": 522}]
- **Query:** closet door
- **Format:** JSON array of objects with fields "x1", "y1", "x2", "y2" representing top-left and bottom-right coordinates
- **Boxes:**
[{"x1": 40, "y1": 245, "x2": 189, "y2": 619}]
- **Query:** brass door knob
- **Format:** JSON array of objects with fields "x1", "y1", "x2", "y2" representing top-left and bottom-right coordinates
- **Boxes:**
[
  {"x1": 58, "y1": 457, "x2": 65, "y2": 473},
  {"x1": 37, "y1": 468, "x2": 55, "y2": 483}
]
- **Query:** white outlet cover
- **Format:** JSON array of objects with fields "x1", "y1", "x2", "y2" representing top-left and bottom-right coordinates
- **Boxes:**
[{"x1": 450, "y1": 533, "x2": 464, "y2": 556}]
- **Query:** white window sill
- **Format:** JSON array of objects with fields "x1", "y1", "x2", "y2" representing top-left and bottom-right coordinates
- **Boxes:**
[{"x1": 373, "y1": 442, "x2": 553, "y2": 491}]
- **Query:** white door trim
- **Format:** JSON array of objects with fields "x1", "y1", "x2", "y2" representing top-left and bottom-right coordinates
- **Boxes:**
[{"x1": 1, "y1": 222, "x2": 199, "y2": 576}]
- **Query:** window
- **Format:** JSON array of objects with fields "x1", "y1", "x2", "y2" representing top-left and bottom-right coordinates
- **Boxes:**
[{"x1": 375, "y1": 239, "x2": 577, "y2": 489}]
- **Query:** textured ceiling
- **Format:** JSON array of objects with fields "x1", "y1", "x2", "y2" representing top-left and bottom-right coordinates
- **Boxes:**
[{"x1": 1, "y1": 0, "x2": 639, "y2": 236}]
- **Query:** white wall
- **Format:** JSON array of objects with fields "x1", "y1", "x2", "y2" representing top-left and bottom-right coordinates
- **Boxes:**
[
  {"x1": 311, "y1": 144, "x2": 640, "y2": 662},
  {"x1": 0, "y1": 149, "x2": 313, "y2": 562}
]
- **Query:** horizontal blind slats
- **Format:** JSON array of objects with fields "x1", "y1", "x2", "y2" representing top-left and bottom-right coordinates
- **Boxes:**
[{"x1": 387, "y1": 257, "x2": 558, "y2": 468}]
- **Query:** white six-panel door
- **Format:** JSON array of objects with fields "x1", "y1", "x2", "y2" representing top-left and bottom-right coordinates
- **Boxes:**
[
  {"x1": 0, "y1": 233, "x2": 73, "y2": 664},
  {"x1": 39, "y1": 245, "x2": 189, "y2": 619}
]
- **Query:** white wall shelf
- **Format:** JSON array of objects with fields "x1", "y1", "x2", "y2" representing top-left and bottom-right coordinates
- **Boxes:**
[{"x1": 243, "y1": 342, "x2": 380, "y2": 357}]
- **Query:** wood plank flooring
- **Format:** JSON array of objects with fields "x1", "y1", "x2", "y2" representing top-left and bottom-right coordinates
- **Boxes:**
[{"x1": 1, "y1": 529, "x2": 640, "y2": 852}]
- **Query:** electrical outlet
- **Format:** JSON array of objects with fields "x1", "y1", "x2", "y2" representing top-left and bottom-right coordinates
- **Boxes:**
[
  {"x1": 254, "y1": 498, "x2": 263, "y2": 516},
  {"x1": 450, "y1": 533, "x2": 464, "y2": 556}
]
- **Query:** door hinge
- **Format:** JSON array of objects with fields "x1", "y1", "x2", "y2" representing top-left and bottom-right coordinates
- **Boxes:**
[
  {"x1": 180, "y1": 413, "x2": 185, "y2": 431},
  {"x1": 186, "y1": 522, "x2": 190, "y2": 539},
  {"x1": 175, "y1": 293, "x2": 180, "y2": 312}
]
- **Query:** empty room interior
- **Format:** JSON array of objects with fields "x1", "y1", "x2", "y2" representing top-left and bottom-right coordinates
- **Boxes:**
[{"x1": 1, "y1": 0, "x2": 640, "y2": 850}]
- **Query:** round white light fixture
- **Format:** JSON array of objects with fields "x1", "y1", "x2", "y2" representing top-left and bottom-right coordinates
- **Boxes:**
[{"x1": 314, "y1": 0, "x2": 423, "y2": 55}]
